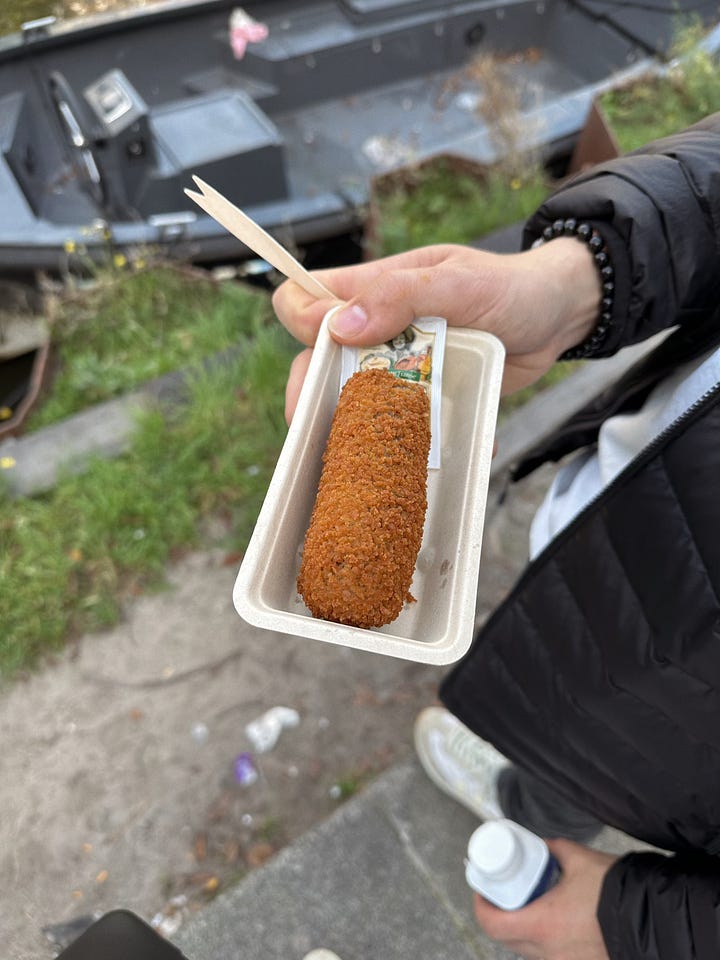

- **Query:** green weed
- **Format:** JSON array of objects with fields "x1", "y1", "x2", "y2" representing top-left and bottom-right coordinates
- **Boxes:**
[
  {"x1": 370, "y1": 160, "x2": 549, "y2": 257},
  {"x1": 331, "y1": 771, "x2": 370, "y2": 801},
  {"x1": 31, "y1": 265, "x2": 272, "y2": 429},
  {"x1": 1, "y1": 309, "x2": 295, "y2": 679},
  {"x1": 1, "y1": 0, "x2": 56, "y2": 35},
  {"x1": 601, "y1": 23, "x2": 720, "y2": 152}
]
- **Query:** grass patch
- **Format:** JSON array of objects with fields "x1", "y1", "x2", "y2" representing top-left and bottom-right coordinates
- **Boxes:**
[
  {"x1": 601, "y1": 23, "x2": 720, "y2": 152},
  {"x1": 369, "y1": 159, "x2": 550, "y2": 257},
  {"x1": 1, "y1": 0, "x2": 144, "y2": 36},
  {"x1": 30, "y1": 264, "x2": 271, "y2": 429},
  {"x1": 1, "y1": 270, "x2": 295, "y2": 679},
  {"x1": 1, "y1": 0, "x2": 55, "y2": 35}
]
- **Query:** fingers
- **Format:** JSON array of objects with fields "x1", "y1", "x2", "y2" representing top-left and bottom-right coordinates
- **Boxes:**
[
  {"x1": 472, "y1": 852, "x2": 567, "y2": 945},
  {"x1": 271, "y1": 281, "x2": 339, "y2": 347},
  {"x1": 472, "y1": 844, "x2": 615, "y2": 960},
  {"x1": 285, "y1": 348, "x2": 313, "y2": 425},
  {"x1": 271, "y1": 252, "x2": 442, "y2": 345},
  {"x1": 327, "y1": 255, "x2": 507, "y2": 346},
  {"x1": 272, "y1": 245, "x2": 500, "y2": 348},
  {"x1": 473, "y1": 892, "x2": 505, "y2": 929},
  {"x1": 276, "y1": 246, "x2": 483, "y2": 425},
  {"x1": 474, "y1": 897, "x2": 545, "y2": 959},
  {"x1": 473, "y1": 890, "x2": 544, "y2": 938}
]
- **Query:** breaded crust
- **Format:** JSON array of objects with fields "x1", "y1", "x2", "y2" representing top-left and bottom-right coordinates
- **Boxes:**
[{"x1": 298, "y1": 368, "x2": 430, "y2": 628}]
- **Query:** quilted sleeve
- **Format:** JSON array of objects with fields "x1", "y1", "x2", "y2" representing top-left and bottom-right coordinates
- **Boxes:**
[{"x1": 598, "y1": 851, "x2": 720, "y2": 960}]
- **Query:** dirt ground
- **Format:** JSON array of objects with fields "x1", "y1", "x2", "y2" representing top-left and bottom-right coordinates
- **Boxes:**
[{"x1": 0, "y1": 467, "x2": 554, "y2": 960}]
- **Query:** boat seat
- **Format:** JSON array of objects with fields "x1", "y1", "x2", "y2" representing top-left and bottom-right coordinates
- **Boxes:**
[{"x1": 132, "y1": 90, "x2": 288, "y2": 217}]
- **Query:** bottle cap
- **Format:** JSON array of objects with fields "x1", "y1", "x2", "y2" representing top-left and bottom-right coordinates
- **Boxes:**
[{"x1": 467, "y1": 820, "x2": 521, "y2": 877}]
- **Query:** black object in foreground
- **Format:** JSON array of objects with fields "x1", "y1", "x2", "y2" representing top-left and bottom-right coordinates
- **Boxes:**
[{"x1": 56, "y1": 910, "x2": 190, "y2": 960}]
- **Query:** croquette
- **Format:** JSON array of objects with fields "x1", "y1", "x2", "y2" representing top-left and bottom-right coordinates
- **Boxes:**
[{"x1": 297, "y1": 368, "x2": 431, "y2": 628}]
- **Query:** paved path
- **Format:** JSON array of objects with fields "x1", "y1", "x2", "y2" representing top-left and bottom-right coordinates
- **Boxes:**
[{"x1": 174, "y1": 762, "x2": 640, "y2": 960}]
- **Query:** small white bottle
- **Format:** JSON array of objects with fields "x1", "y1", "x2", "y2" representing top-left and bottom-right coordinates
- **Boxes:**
[{"x1": 465, "y1": 818, "x2": 561, "y2": 911}]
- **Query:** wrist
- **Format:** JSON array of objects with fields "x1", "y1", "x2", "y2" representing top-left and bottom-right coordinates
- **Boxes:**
[
  {"x1": 529, "y1": 217, "x2": 618, "y2": 359},
  {"x1": 531, "y1": 236, "x2": 603, "y2": 358}
]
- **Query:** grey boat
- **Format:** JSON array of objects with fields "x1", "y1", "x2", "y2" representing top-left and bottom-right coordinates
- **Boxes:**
[{"x1": 2, "y1": 0, "x2": 719, "y2": 273}]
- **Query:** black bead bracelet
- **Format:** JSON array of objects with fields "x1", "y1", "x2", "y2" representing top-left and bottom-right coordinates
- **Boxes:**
[{"x1": 531, "y1": 218, "x2": 615, "y2": 360}]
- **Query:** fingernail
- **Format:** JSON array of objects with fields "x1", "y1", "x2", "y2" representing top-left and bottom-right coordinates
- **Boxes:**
[{"x1": 329, "y1": 304, "x2": 368, "y2": 337}]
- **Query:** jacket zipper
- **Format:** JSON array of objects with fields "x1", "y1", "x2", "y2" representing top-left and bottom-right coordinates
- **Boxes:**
[{"x1": 504, "y1": 378, "x2": 720, "y2": 586}]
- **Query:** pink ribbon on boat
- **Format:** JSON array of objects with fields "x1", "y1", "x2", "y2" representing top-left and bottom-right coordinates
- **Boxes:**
[{"x1": 229, "y1": 8, "x2": 269, "y2": 60}]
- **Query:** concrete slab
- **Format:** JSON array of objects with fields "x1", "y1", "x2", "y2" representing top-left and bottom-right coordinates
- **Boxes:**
[
  {"x1": 173, "y1": 760, "x2": 648, "y2": 960},
  {"x1": 174, "y1": 763, "x2": 505, "y2": 960}
]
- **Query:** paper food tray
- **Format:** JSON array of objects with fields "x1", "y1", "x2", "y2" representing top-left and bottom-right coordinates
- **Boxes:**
[{"x1": 233, "y1": 317, "x2": 504, "y2": 665}]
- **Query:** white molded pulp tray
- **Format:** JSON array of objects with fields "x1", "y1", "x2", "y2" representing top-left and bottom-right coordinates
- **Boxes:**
[{"x1": 233, "y1": 317, "x2": 505, "y2": 665}]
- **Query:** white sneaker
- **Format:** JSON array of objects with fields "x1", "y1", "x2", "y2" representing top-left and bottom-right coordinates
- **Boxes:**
[
  {"x1": 414, "y1": 706, "x2": 506, "y2": 820},
  {"x1": 302, "y1": 952, "x2": 343, "y2": 960}
]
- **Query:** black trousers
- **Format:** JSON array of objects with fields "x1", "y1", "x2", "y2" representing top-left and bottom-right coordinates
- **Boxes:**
[{"x1": 497, "y1": 765, "x2": 602, "y2": 842}]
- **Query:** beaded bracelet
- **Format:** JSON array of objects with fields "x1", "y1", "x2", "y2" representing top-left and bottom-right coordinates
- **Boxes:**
[{"x1": 531, "y1": 218, "x2": 615, "y2": 360}]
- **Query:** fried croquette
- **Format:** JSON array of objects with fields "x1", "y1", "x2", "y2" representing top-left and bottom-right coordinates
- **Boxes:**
[{"x1": 297, "y1": 368, "x2": 431, "y2": 628}]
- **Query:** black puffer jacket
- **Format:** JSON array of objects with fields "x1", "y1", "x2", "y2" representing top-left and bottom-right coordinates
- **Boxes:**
[{"x1": 440, "y1": 112, "x2": 720, "y2": 958}]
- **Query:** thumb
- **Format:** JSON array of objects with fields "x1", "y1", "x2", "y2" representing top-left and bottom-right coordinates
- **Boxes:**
[{"x1": 327, "y1": 269, "x2": 422, "y2": 345}]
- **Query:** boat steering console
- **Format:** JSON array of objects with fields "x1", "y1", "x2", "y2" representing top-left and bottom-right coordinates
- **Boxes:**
[{"x1": 49, "y1": 68, "x2": 154, "y2": 218}]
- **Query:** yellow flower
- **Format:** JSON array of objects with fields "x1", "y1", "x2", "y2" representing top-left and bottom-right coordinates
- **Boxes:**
[
  {"x1": 510, "y1": 178, "x2": 522, "y2": 190},
  {"x1": 0, "y1": 456, "x2": 16, "y2": 469},
  {"x1": 113, "y1": 253, "x2": 127, "y2": 269},
  {"x1": 64, "y1": 239, "x2": 77, "y2": 253},
  {"x1": 0, "y1": 406, "x2": 12, "y2": 421}
]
